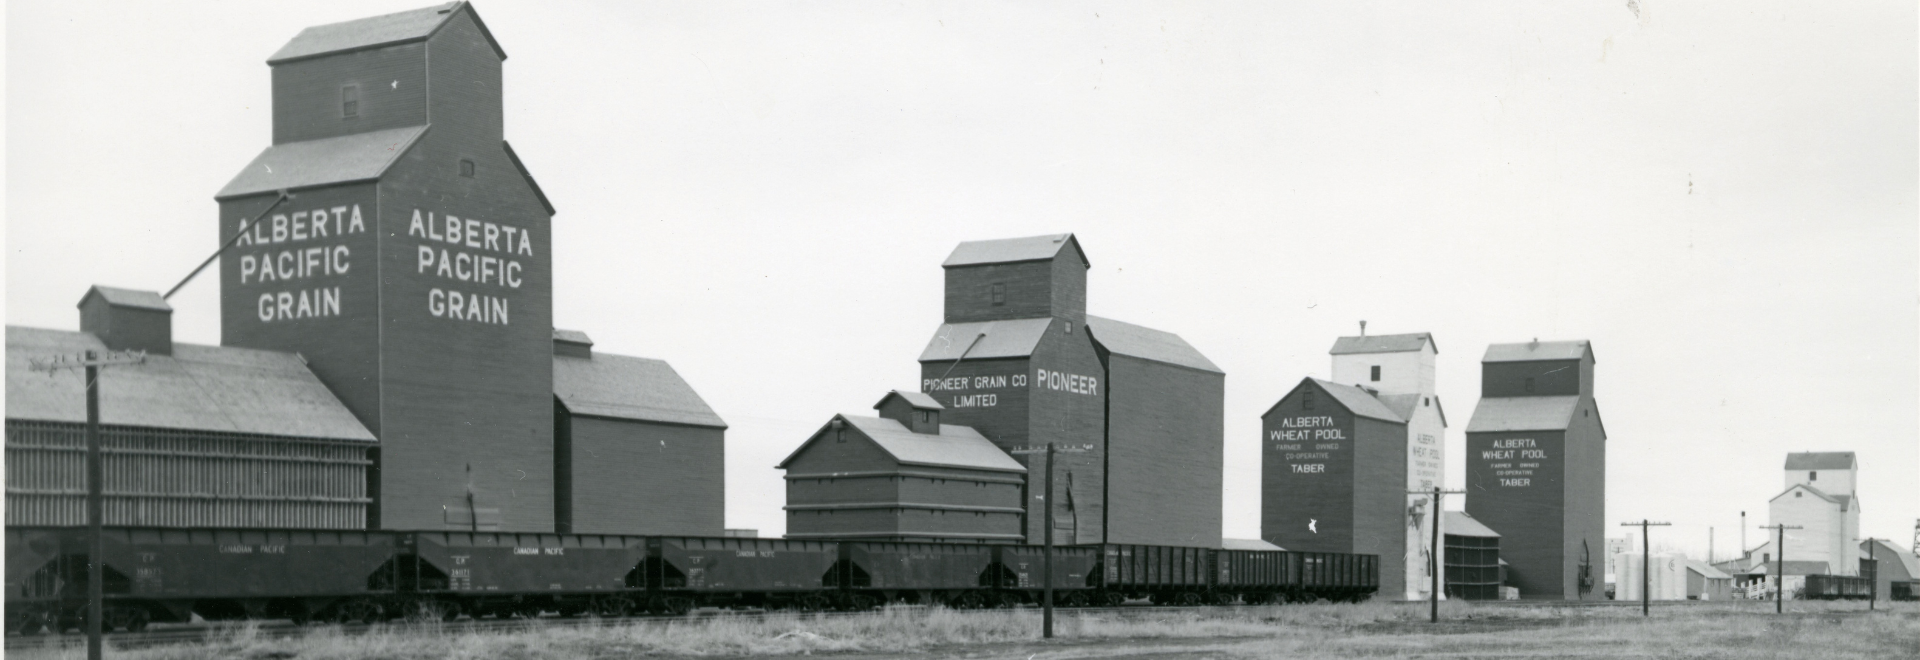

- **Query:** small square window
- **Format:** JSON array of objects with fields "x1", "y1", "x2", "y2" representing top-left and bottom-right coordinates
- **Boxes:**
[
  {"x1": 1303, "y1": 389, "x2": 1316, "y2": 411},
  {"x1": 835, "y1": 430, "x2": 846, "y2": 443},
  {"x1": 1370, "y1": 365, "x2": 1381, "y2": 382},
  {"x1": 460, "y1": 159, "x2": 475, "y2": 177},
  {"x1": 1794, "y1": 491, "x2": 1802, "y2": 498},
  {"x1": 990, "y1": 283, "x2": 1006, "y2": 305},
  {"x1": 1065, "y1": 321, "x2": 1073, "y2": 334},
  {"x1": 342, "y1": 85, "x2": 360, "y2": 118},
  {"x1": 1809, "y1": 471, "x2": 1816, "y2": 481}
]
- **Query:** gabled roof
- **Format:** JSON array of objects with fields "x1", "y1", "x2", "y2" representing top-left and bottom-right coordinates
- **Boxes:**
[
  {"x1": 268, "y1": 2, "x2": 505, "y2": 65},
  {"x1": 553, "y1": 352, "x2": 726, "y2": 429},
  {"x1": 80, "y1": 286, "x2": 171, "y2": 312},
  {"x1": 1221, "y1": 538, "x2": 1285, "y2": 551},
  {"x1": 216, "y1": 126, "x2": 429, "y2": 200},
  {"x1": 1685, "y1": 559, "x2": 1733, "y2": 580},
  {"x1": 502, "y1": 141, "x2": 556, "y2": 216},
  {"x1": 1785, "y1": 452, "x2": 1855, "y2": 470},
  {"x1": 1263, "y1": 378, "x2": 1405, "y2": 423},
  {"x1": 1378, "y1": 394, "x2": 1420, "y2": 423},
  {"x1": 1330, "y1": 332, "x2": 1436, "y2": 355},
  {"x1": 1465, "y1": 396, "x2": 1582, "y2": 433},
  {"x1": 876, "y1": 390, "x2": 942, "y2": 410},
  {"x1": 1769, "y1": 483, "x2": 1850, "y2": 510},
  {"x1": 6, "y1": 326, "x2": 373, "y2": 441},
  {"x1": 918, "y1": 318, "x2": 1054, "y2": 362},
  {"x1": 1085, "y1": 315, "x2": 1221, "y2": 374},
  {"x1": 1483, "y1": 340, "x2": 1594, "y2": 363},
  {"x1": 1862, "y1": 539, "x2": 1920, "y2": 580},
  {"x1": 942, "y1": 234, "x2": 1088, "y2": 268},
  {"x1": 777, "y1": 415, "x2": 1025, "y2": 473},
  {"x1": 1443, "y1": 511, "x2": 1500, "y2": 538}
]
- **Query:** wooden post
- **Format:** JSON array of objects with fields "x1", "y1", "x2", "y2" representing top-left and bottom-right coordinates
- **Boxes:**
[
  {"x1": 1759, "y1": 524, "x2": 1802, "y2": 613},
  {"x1": 1012, "y1": 443, "x2": 1089, "y2": 640},
  {"x1": 1409, "y1": 487, "x2": 1463, "y2": 623},
  {"x1": 86, "y1": 352, "x2": 103, "y2": 660},
  {"x1": 1620, "y1": 520, "x2": 1670, "y2": 616}
]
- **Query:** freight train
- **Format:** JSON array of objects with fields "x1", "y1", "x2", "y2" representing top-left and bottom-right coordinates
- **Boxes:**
[{"x1": 4, "y1": 527, "x2": 1377, "y2": 635}]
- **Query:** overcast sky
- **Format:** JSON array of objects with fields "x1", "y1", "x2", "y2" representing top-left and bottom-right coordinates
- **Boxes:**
[{"x1": 7, "y1": 1, "x2": 1915, "y2": 557}]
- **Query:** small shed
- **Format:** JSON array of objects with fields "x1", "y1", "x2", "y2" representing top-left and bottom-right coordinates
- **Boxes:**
[
  {"x1": 1685, "y1": 559, "x2": 1734, "y2": 601},
  {"x1": 780, "y1": 392, "x2": 1026, "y2": 543}
]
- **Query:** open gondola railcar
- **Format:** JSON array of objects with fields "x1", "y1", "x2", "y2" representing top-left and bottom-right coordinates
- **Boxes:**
[
  {"x1": 1889, "y1": 580, "x2": 1919, "y2": 601},
  {"x1": 1092, "y1": 545, "x2": 1378, "y2": 605},
  {"x1": 1801, "y1": 574, "x2": 1872, "y2": 601}
]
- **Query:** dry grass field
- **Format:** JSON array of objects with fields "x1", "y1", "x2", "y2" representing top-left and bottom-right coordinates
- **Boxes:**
[{"x1": 9, "y1": 599, "x2": 1916, "y2": 659}]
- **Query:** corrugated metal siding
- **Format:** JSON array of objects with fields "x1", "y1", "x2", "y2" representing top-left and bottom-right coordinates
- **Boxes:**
[{"x1": 5, "y1": 421, "x2": 369, "y2": 529}]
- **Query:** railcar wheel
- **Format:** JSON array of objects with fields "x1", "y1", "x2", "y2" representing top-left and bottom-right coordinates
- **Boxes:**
[
  {"x1": 13, "y1": 609, "x2": 47, "y2": 636},
  {"x1": 594, "y1": 596, "x2": 634, "y2": 617},
  {"x1": 1211, "y1": 592, "x2": 1236, "y2": 606},
  {"x1": 796, "y1": 595, "x2": 828, "y2": 612},
  {"x1": 1100, "y1": 591, "x2": 1126, "y2": 607},
  {"x1": 949, "y1": 592, "x2": 983, "y2": 609},
  {"x1": 335, "y1": 600, "x2": 381, "y2": 625},
  {"x1": 664, "y1": 598, "x2": 694, "y2": 616},
  {"x1": 1061, "y1": 592, "x2": 1090, "y2": 608},
  {"x1": 1177, "y1": 592, "x2": 1203, "y2": 606}
]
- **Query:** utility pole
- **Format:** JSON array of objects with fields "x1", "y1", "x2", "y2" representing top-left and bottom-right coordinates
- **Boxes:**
[
  {"x1": 30, "y1": 349, "x2": 147, "y2": 660},
  {"x1": 1862, "y1": 538, "x2": 1885, "y2": 611},
  {"x1": 1758, "y1": 524, "x2": 1801, "y2": 613},
  {"x1": 1010, "y1": 443, "x2": 1091, "y2": 639},
  {"x1": 1407, "y1": 487, "x2": 1464, "y2": 624},
  {"x1": 1620, "y1": 520, "x2": 1670, "y2": 616}
]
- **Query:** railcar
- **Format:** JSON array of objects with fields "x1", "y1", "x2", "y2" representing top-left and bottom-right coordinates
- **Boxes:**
[
  {"x1": 5, "y1": 528, "x2": 1375, "y2": 635},
  {"x1": 1087, "y1": 544, "x2": 1378, "y2": 605},
  {"x1": 1801, "y1": 574, "x2": 1872, "y2": 601}
]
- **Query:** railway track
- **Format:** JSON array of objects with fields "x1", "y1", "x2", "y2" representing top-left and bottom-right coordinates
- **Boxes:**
[{"x1": 2, "y1": 603, "x2": 1241, "y2": 651}]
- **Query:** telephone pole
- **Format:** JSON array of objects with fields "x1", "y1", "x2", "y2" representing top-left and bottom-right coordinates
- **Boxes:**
[
  {"x1": 1010, "y1": 443, "x2": 1091, "y2": 639},
  {"x1": 1862, "y1": 538, "x2": 1886, "y2": 611},
  {"x1": 30, "y1": 349, "x2": 147, "y2": 660},
  {"x1": 1407, "y1": 487, "x2": 1464, "y2": 623},
  {"x1": 1619, "y1": 520, "x2": 1670, "y2": 616},
  {"x1": 1758, "y1": 524, "x2": 1802, "y2": 613}
]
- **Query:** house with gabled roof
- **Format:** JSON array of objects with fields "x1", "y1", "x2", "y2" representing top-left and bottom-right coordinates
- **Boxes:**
[
  {"x1": 779, "y1": 392, "x2": 1026, "y2": 543},
  {"x1": 1464, "y1": 340, "x2": 1606, "y2": 600}
]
